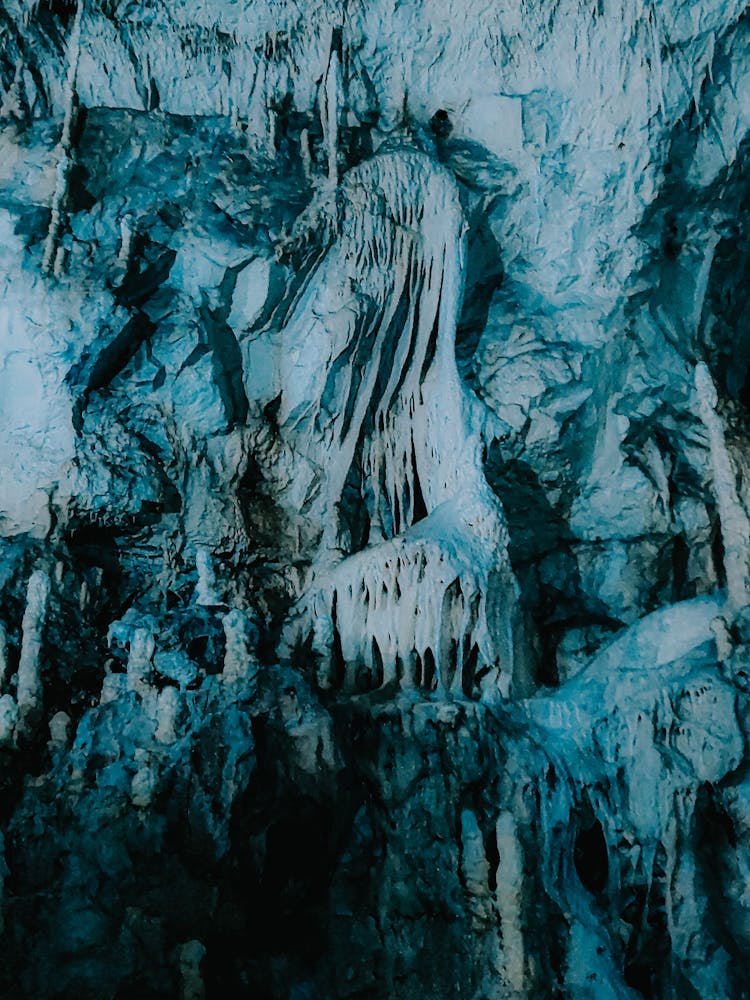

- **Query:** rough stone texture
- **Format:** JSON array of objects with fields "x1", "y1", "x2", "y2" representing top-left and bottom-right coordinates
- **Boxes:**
[{"x1": 2, "y1": 0, "x2": 750, "y2": 996}]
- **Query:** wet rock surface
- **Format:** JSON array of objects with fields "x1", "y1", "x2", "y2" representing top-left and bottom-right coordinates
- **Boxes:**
[{"x1": 3, "y1": 1, "x2": 750, "y2": 996}]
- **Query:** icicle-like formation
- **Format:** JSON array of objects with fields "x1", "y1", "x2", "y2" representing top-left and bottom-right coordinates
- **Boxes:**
[
  {"x1": 322, "y1": 48, "x2": 341, "y2": 185},
  {"x1": 17, "y1": 570, "x2": 51, "y2": 735},
  {"x1": 306, "y1": 488, "x2": 515, "y2": 696},
  {"x1": 694, "y1": 362, "x2": 750, "y2": 610},
  {"x1": 41, "y1": 0, "x2": 85, "y2": 275},
  {"x1": 246, "y1": 59, "x2": 268, "y2": 154},
  {"x1": 278, "y1": 151, "x2": 487, "y2": 537},
  {"x1": 277, "y1": 148, "x2": 519, "y2": 697}
]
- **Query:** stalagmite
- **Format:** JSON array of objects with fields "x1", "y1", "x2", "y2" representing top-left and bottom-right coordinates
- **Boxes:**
[
  {"x1": 495, "y1": 813, "x2": 525, "y2": 994},
  {"x1": 312, "y1": 612, "x2": 335, "y2": 689},
  {"x1": 16, "y1": 570, "x2": 51, "y2": 736},
  {"x1": 127, "y1": 627, "x2": 155, "y2": 694},
  {"x1": 155, "y1": 686, "x2": 181, "y2": 744},
  {"x1": 48, "y1": 711, "x2": 71, "y2": 752},
  {"x1": 131, "y1": 748, "x2": 157, "y2": 807},
  {"x1": 710, "y1": 615, "x2": 733, "y2": 663},
  {"x1": 0, "y1": 697, "x2": 18, "y2": 747},
  {"x1": 195, "y1": 549, "x2": 222, "y2": 607},
  {"x1": 461, "y1": 809, "x2": 490, "y2": 899},
  {"x1": 221, "y1": 609, "x2": 259, "y2": 684},
  {"x1": 3, "y1": 0, "x2": 750, "y2": 995},
  {"x1": 100, "y1": 662, "x2": 125, "y2": 705},
  {"x1": 694, "y1": 362, "x2": 750, "y2": 610},
  {"x1": 179, "y1": 940, "x2": 206, "y2": 1000}
]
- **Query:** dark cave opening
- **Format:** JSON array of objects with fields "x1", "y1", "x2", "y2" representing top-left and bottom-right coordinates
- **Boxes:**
[
  {"x1": 624, "y1": 959, "x2": 657, "y2": 998},
  {"x1": 257, "y1": 807, "x2": 335, "y2": 952},
  {"x1": 485, "y1": 823, "x2": 499, "y2": 892},
  {"x1": 537, "y1": 625, "x2": 562, "y2": 688},
  {"x1": 422, "y1": 647, "x2": 436, "y2": 691},
  {"x1": 671, "y1": 533, "x2": 690, "y2": 601},
  {"x1": 430, "y1": 108, "x2": 453, "y2": 140},
  {"x1": 371, "y1": 638, "x2": 384, "y2": 688},
  {"x1": 455, "y1": 205, "x2": 504, "y2": 376},
  {"x1": 41, "y1": 0, "x2": 76, "y2": 28},
  {"x1": 574, "y1": 817, "x2": 608, "y2": 895},
  {"x1": 461, "y1": 643, "x2": 479, "y2": 696},
  {"x1": 709, "y1": 509, "x2": 727, "y2": 590},
  {"x1": 701, "y1": 226, "x2": 750, "y2": 415},
  {"x1": 329, "y1": 592, "x2": 346, "y2": 691},
  {"x1": 410, "y1": 439, "x2": 428, "y2": 525}
]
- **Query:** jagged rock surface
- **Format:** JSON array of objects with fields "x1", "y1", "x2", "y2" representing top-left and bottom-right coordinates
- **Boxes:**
[{"x1": 2, "y1": 0, "x2": 750, "y2": 997}]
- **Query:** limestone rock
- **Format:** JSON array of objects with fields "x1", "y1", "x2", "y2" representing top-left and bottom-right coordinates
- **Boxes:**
[{"x1": 1, "y1": 1, "x2": 750, "y2": 996}]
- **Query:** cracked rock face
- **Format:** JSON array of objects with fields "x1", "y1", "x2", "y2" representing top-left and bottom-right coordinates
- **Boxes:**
[{"x1": 2, "y1": 0, "x2": 750, "y2": 997}]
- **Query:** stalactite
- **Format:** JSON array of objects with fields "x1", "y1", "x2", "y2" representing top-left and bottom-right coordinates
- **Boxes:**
[
  {"x1": 277, "y1": 148, "x2": 518, "y2": 696},
  {"x1": 324, "y1": 49, "x2": 341, "y2": 185},
  {"x1": 42, "y1": 0, "x2": 85, "y2": 276},
  {"x1": 3, "y1": 3, "x2": 749, "y2": 994},
  {"x1": 247, "y1": 59, "x2": 270, "y2": 155}
]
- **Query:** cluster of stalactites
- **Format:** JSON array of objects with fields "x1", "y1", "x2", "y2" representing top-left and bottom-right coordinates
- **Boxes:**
[
  {"x1": 297, "y1": 490, "x2": 516, "y2": 699},
  {"x1": 311, "y1": 546, "x2": 485, "y2": 695},
  {"x1": 278, "y1": 150, "x2": 472, "y2": 552},
  {"x1": 42, "y1": 0, "x2": 85, "y2": 277},
  {"x1": 274, "y1": 147, "x2": 518, "y2": 698}
]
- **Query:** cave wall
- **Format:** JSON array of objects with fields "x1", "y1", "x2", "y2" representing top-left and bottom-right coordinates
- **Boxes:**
[{"x1": 2, "y1": 1, "x2": 750, "y2": 997}]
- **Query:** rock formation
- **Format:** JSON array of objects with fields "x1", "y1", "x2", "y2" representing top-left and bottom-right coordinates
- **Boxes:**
[{"x1": 2, "y1": 0, "x2": 750, "y2": 996}]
